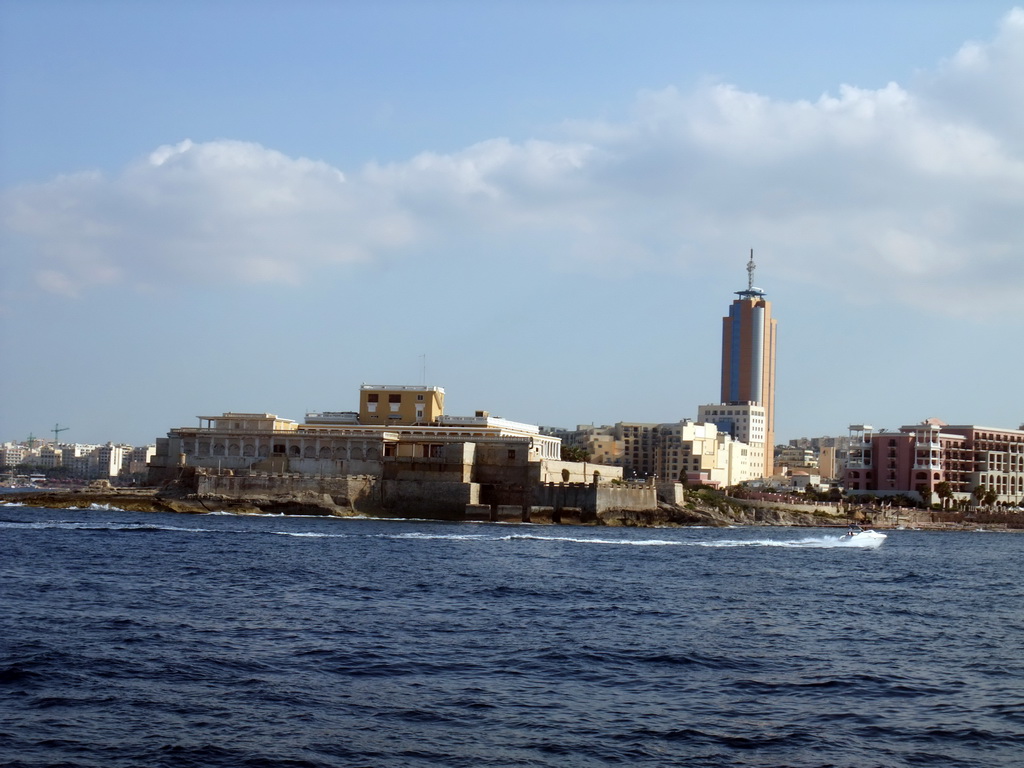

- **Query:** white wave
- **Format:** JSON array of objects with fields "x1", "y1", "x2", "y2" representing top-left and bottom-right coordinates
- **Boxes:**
[
  {"x1": 503, "y1": 534, "x2": 684, "y2": 546},
  {"x1": 381, "y1": 532, "x2": 491, "y2": 541},
  {"x1": 56, "y1": 503, "x2": 134, "y2": 513},
  {"x1": 0, "y1": 519, "x2": 216, "y2": 534},
  {"x1": 269, "y1": 531, "x2": 347, "y2": 538}
]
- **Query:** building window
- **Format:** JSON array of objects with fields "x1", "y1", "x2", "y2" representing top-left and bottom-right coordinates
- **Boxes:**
[
  {"x1": 367, "y1": 394, "x2": 378, "y2": 403},
  {"x1": 508, "y1": 449, "x2": 516, "y2": 460},
  {"x1": 389, "y1": 394, "x2": 401, "y2": 403}
]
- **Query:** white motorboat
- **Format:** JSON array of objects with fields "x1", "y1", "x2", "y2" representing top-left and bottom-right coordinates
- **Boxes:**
[{"x1": 840, "y1": 525, "x2": 887, "y2": 547}]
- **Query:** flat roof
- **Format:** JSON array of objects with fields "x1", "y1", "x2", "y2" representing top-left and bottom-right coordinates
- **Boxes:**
[{"x1": 359, "y1": 384, "x2": 445, "y2": 393}]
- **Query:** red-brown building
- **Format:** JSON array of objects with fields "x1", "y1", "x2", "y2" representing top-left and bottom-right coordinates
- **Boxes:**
[{"x1": 845, "y1": 419, "x2": 1024, "y2": 505}]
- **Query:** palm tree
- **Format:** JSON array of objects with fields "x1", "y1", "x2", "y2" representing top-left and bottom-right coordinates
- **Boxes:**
[
  {"x1": 972, "y1": 484, "x2": 987, "y2": 508},
  {"x1": 935, "y1": 481, "x2": 953, "y2": 510}
]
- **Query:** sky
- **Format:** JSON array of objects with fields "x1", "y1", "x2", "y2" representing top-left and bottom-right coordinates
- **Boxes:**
[{"x1": 2, "y1": 0, "x2": 1023, "y2": 448}]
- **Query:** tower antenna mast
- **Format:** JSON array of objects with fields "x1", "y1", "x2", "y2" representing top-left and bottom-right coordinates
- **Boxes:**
[{"x1": 747, "y1": 248, "x2": 756, "y2": 292}]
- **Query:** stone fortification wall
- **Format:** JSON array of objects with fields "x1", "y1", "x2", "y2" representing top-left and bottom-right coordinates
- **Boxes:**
[
  {"x1": 595, "y1": 485, "x2": 657, "y2": 513},
  {"x1": 536, "y1": 460, "x2": 624, "y2": 484},
  {"x1": 283, "y1": 457, "x2": 383, "y2": 476},
  {"x1": 532, "y1": 483, "x2": 595, "y2": 513},
  {"x1": 532, "y1": 483, "x2": 657, "y2": 514},
  {"x1": 197, "y1": 473, "x2": 379, "y2": 511},
  {"x1": 380, "y1": 479, "x2": 481, "y2": 518},
  {"x1": 383, "y1": 457, "x2": 472, "y2": 483},
  {"x1": 657, "y1": 482, "x2": 685, "y2": 505},
  {"x1": 474, "y1": 462, "x2": 533, "y2": 487},
  {"x1": 730, "y1": 496, "x2": 841, "y2": 515}
]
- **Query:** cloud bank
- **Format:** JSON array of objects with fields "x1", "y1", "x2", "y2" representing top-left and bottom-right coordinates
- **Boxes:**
[{"x1": 4, "y1": 9, "x2": 1023, "y2": 315}]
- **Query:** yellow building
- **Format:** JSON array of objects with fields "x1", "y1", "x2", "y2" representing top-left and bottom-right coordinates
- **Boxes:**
[{"x1": 358, "y1": 385, "x2": 445, "y2": 426}]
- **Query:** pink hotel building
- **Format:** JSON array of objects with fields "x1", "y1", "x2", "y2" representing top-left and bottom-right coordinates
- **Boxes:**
[{"x1": 845, "y1": 419, "x2": 1024, "y2": 505}]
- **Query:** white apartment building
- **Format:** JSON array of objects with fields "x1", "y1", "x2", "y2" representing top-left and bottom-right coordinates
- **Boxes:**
[
  {"x1": 124, "y1": 445, "x2": 156, "y2": 475},
  {"x1": 697, "y1": 403, "x2": 769, "y2": 480},
  {"x1": 58, "y1": 444, "x2": 96, "y2": 477},
  {"x1": 34, "y1": 445, "x2": 63, "y2": 470},
  {"x1": 1, "y1": 443, "x2": 28, "y2": 467},
  {"x1": 93, "y1": 443, "x2": 126, "y2": 480},
  {"x1": 651, "y1": 421, "x2": 757, "y2": 487},
  {"x1": 544, "y1": 420, "x2": 758, "y2": 487}
]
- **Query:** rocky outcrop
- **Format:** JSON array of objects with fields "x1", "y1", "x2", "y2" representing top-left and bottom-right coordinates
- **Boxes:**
[
  {"x1": 2, "y1": 488, "x2": 367, "y2": 518},
  {"x1": 6, "y1": 487, "x2": 1009, "y2": 530}
]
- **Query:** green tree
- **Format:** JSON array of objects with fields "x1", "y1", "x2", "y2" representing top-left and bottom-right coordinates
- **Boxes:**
[
  {"x1": 972, "y1": 485, "x2": 987, "y2": 508},
  {"x1": 935, "y1": 481, "x2": 953, "y2": 510},
  {"x1": 560, "y1": 445, "x2": 589, "y2": 463}
]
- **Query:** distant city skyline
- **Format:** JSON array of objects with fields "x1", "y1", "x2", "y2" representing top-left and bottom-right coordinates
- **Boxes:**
[{"x1": 2, "y1": 2, "x2": 1023, "y2": 446}]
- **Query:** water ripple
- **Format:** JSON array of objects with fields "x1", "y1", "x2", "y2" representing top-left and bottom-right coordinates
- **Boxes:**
[{"x1": 1, "y1": 508, "x2": 1021, "y2": 767}]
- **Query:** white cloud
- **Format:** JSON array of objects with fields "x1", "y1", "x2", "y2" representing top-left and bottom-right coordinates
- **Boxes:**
[
  {"x1": 2, "y1": 138, "x2": 418, "y2": 293},
  {"x1": 3, "y1": 11, "x2": 1024, "y2": 318}
]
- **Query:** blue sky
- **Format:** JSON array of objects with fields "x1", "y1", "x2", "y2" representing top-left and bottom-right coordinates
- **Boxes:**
[{"x1": 2, "y1": 1, "x2": 1023, "y2": 447}]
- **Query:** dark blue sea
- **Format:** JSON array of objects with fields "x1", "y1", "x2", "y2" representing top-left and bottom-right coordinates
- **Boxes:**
[{"x1": 1, "y1": 501, "x2": 1022, "y2": 768}]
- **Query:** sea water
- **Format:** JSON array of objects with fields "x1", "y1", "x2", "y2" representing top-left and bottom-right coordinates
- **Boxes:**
[{"x1": 1, "y1": 502, "x2": 1022, "y2": 767}]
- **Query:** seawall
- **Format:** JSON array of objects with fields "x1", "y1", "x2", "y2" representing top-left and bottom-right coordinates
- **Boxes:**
[{"x1": 7, "y1": 487, "x2": 1021, "y2": 530}]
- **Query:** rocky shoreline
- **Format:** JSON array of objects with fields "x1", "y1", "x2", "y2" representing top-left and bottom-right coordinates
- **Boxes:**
[{"x1": 5, "y1": 486, "x2": 1016, "y2": 531}]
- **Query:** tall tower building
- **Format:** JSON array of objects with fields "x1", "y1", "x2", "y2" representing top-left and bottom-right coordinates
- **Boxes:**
[{"x1": 719, "y1": 250, "x2": 777, "y2": 477}]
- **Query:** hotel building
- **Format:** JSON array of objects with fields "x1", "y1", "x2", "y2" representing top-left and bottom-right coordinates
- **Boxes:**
[{"x1": 844, "y1": 419, "x2": 1024, "y2": 505}]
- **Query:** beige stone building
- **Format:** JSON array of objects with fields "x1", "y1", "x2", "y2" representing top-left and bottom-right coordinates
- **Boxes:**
[
  {"x1": 544, "y1": 419, "x2": 758, "y2": 487},
  {"x1": 651, "y1": 420, "x2": 757, "y2": 487},
  {"x1": 148, "y1": 384, "x2": 640, "y2": 520},
  {"x1": 152, "y1": 386, "x2": 590, "y2": 480},
  {"x1": 697, "y1": 402, "x2": 769, "y2": 480}
]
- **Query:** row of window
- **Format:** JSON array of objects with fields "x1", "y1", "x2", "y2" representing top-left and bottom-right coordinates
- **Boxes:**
[{"x1": 366, "y1": 393, "x2": 427, "y2": 403}]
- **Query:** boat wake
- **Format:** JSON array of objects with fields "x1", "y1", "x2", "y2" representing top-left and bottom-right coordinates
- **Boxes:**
[
  {"x1": 382, "y1": 531, "x2": 887, "y2": 549},
  {"x1": 695, "y1": 532, "x2": 887, "y2": 549},
  {"x1": 0, "y1": 516, "x2": 887, "y2": 548}
]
